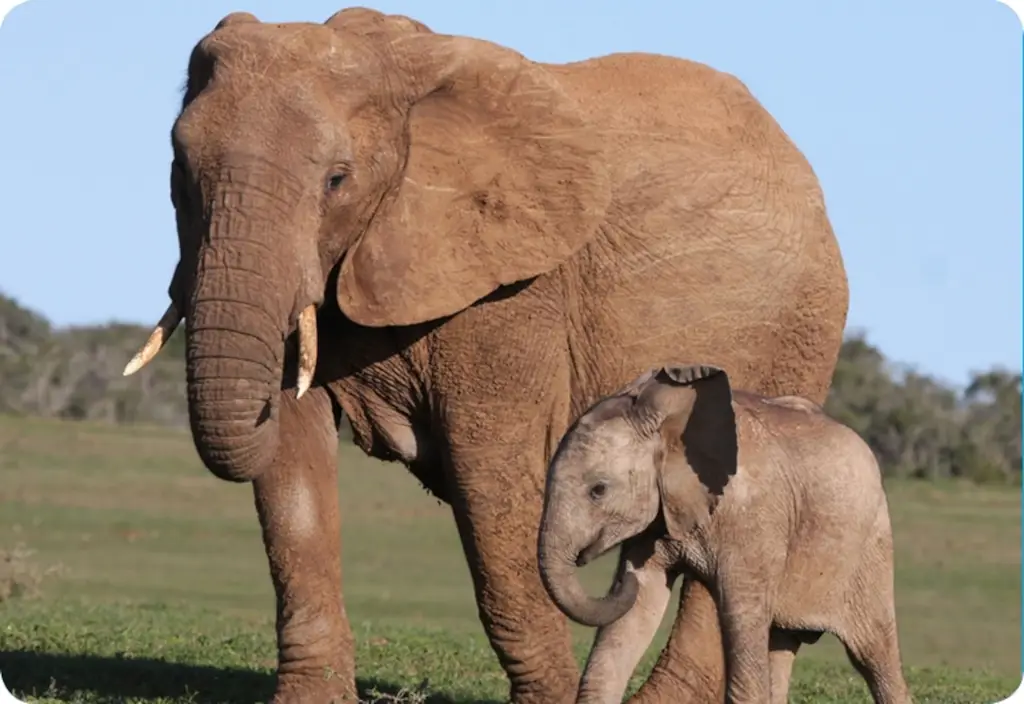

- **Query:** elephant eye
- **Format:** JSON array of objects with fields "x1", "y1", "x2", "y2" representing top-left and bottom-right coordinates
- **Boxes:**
[
  {"x1": 589, "y1": 482, "x2": 608, "y2": 501},
  {"x1": 325, "y1": 172, "x2": 347, "y2": 193}
]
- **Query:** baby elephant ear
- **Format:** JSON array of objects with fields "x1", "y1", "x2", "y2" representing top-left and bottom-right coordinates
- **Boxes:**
[
  {"x1": 649, "y1": 363, "x2": 738, "y2": 539},
  {"x1": 636, "y1": 363, "x2": 731, "y2": 422},
  {"x1": 657, "y1": 364, "x2": 728, "y2": 387},
  {"x1": 657, "y1": 452, "x2": 716, "y2": 541}
]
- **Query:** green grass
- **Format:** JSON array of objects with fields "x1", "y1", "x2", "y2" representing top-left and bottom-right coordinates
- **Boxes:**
[{"x1": 0, "y1": 415, "x2": 1020, "y2": 702}]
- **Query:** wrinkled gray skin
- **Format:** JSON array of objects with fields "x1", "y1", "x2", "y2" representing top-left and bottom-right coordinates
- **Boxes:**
[
  {"x1": 122, "y1": 7, "x2": 852, "y2": 703},
  {"x1": 538, "y1": 365, "x2": 912, "y2": 704}
]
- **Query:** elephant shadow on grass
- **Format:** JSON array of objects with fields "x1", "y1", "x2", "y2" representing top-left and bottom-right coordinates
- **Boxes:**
[{"x1": 0, "y1": 651, "x2": 498, "y2": 704}]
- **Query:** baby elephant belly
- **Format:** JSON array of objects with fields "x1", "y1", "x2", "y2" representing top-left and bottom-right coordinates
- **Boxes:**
[{"x1": 772, "y1": 547, "x2": 863, "y2": 631}]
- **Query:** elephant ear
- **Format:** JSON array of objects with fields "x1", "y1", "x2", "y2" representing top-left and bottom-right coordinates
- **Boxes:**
[
  {"x1": 334, "y1": 33, "x2": 612, "y2": 327},
  {"x1": 656, "y1": 451, "x2": 716, "y2": 541},
  {"x1": 637, "y1": 364, "x2": 739, "y2": 541}
]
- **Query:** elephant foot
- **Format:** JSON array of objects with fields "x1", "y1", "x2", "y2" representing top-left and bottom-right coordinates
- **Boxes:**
[
  {"x1": 627, "y1": 661, "x2": 725, "y2": 704},
  {"x1": 627, "y1": 679, "x2": 720, "y2": 704},
  {"x1": 271, "y1": 671, "x2": 358, "y2": 704}
]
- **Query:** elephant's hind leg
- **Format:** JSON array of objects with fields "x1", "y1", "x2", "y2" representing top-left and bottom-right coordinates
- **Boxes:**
[
  {"x1": 838, "y1": 622, "x2": 912, "y2": 704},
  {"x1": 428, "y1": 294, "x2": 589, "y2": 703},
  {"x1": 443, "y1": 429, "x2": 581, "y2": 702},
  {"x1": 254, "y1": 388, "x2": 356, "y2": 704},
  {"x1": 577, "y1": 542, "x2": 678, "y2": 704},
  {"x1": 441, "y1": 390, "x2": 588, "y2": 701},
  {"x1": 627, "y1": 578, "x2": 726, "y2": 704},
  {"x1": 834, "y1": 539, "x2": 912, "y2": 703}
]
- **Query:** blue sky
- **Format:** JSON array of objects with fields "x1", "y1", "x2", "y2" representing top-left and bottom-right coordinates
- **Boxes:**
[{"x1": 0, "y1": 0, "x2": 1020, "y2": 388}]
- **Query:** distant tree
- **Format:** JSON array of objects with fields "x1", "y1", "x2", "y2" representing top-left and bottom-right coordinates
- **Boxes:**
[
  {"x1": 956, "y1": 369, "x2": 1022, "y2": 483},
  {"x1": 825, "y1": 330, "x2": 898, "y2": 440},
  {"x1": 0, "y1": 294, "x2": 1018, "y2": 483},
  {"x1": 879, "y1": 369, "x2": 961, "y2": 480},
  {"x1": 0, "y1": 293, "x2": 188, "y2": 427},
  {"x1": 826, "y1": 330, "x2": 1020, "y2": 484}
]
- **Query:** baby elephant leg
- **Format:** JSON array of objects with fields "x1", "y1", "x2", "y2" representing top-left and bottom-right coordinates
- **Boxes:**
[
  {"x1": 833, "y1": 532, "x2": 912, "y2": 704},
  {"x1": 718, "y1": 581, "x2": 772, "y2": 703},
  {"x1": 836, "y1": 577, "x2": 912, "y2": 701},
  {"x1": 838, "y1": 617, "x2": 911, "y2": 704},
  {"x1": 576, "y1": 540, "x2": 678, "y2": 704},
  {"x1": 767, "y1": 629, "x2": 804, "y2": 704}
]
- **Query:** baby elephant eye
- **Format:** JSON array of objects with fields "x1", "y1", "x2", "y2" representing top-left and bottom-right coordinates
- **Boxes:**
[
  {"x1": 589, "y1": 482, "x2": 608, "y2": 501},
  {"x1": 325, "y1": 172, "x2": 347, "y2": 192}
]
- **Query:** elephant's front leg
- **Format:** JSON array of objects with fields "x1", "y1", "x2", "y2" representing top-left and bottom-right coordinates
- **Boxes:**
[
  {"x1": 576, "y1": 540, "x2": 678, "y2": 704},
  {"x1": 252, "y1": 388, "x2": 355, "y2": 703},
  {"x1": 718, "y1": 583, "x2": 772, "y2": 704},
  {"x1": 441, "y1": 402, "x2": 580, "y2": 703}
]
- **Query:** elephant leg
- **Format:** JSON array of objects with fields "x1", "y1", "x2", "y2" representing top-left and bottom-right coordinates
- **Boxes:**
[
  {"x1": 767, "y1": 629, "x2": 802, "y2": 704},
  {"x1": 252, "y1": 388, "x2": 355, "y2": 704},
  {"x1": 836, "y1": 554, "x2": 912, "y2": 704},
  {"x1": 577, "y1": 541, "x2": 678, "y2": 704},
  {"x1": 441, "y1": 405, "x2": 580, "y2": 703},
  {"x1": 627, "y1": 578, "x2": 726, "y2": 703},
  {"x1": 718, "y1": 589, "x2": 772, "y2": 704}
]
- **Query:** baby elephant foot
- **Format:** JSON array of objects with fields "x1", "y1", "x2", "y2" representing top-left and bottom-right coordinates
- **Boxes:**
[{"x1": 271, "y1": 670, "x2": 358, "y2": 704}]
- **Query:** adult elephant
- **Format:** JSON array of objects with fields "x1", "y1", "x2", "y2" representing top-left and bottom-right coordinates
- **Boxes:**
[{"x1": 125, "y1": 7, "x2": 848, "y2": 704}]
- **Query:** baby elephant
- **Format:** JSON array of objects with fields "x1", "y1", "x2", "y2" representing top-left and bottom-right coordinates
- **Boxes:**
[{"x1": 537, "y1": 364, "x2": 911, "y2": 704}]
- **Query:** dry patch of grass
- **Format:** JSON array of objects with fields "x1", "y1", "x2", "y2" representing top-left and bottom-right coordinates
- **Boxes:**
[{"x1": 0, "y1": 542, "x2": 65, "y2": 602}]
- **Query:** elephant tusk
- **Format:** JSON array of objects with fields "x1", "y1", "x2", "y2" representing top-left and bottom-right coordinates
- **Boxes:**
[
  {"x1": 122, "y1": 302, "x2": 182, "y2": 376},
  {"x1": 295, "y1": 304, "x2": 318, "y2": 400}
]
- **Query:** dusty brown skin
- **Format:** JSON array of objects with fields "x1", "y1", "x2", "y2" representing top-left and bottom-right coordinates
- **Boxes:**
[
  {"x1": 539, "y1": 365, "x2": 911, "y2": 704},
  {"x1": 124, "y1": 7, "x2": 849, "y2": 703}
]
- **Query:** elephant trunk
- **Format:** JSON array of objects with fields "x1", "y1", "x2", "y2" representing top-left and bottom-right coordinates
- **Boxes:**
[
  {"x1": 538, "y1": 527, "x2": 639, "y2": 628},
  {"x1": 185, "y1": 280, "x2": 286, "y2": 483},
  {"x1": 124, "y1": 167, "x2": 322, "y2": 483},
  {"x1": 184, "y1": 197, "x2": 317, "y2": 482}
]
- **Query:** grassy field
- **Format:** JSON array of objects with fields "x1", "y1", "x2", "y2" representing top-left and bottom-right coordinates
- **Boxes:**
[{"x1": 0, "y1": 414, "x2": 1020, "y2": 703}]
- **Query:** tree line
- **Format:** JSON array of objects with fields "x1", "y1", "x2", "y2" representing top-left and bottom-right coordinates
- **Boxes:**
[{"x1": 1, "y1": 292, "x2": 1019, "y2": 484}]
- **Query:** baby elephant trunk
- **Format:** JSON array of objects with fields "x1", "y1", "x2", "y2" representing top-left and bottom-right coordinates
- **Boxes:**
[{"x1": 538, "y1": 532, "x2": 639, "y2": 628}]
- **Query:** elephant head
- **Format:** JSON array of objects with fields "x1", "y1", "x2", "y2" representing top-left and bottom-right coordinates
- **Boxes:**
[
  {"x1": 123, "y1": 8, "x2": 611, "y2": 482},
  {"x1": 537, "y1": 364, "x2": 739, "y2": 627}
]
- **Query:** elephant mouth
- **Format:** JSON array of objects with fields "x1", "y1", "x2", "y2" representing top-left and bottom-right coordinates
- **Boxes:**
[{"x1": 575, "y1": 536, "x2": 613, "y2": 567}]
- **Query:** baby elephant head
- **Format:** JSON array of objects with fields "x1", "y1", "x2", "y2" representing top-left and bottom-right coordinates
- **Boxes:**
[{"x1": 537, "y1": 364, "x2": 739, "y2": 627}]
